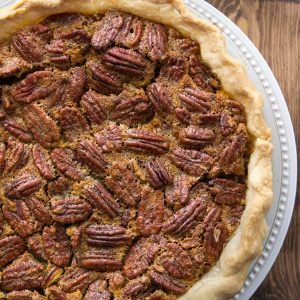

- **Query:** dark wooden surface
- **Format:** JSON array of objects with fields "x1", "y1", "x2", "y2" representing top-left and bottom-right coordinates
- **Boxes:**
[{"x1": 206, "y1": 0, "x2": 300, "y2": 299}]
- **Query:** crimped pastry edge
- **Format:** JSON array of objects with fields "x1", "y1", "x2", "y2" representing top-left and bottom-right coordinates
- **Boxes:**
[{"x1": 0, "y1": 0, "x2": 273, "y2": 299}]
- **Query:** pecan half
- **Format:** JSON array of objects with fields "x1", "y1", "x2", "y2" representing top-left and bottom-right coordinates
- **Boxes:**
[
  {"x1": 169, "y1": 148, "x2": 213, "y2": 176},
  {"x1": 165, "y1": 175, "x2": 191, "y2": 206},
  {"x1": 102, "y1": 47, "x2": 148, "y2": 76},
  {"x1": 121, "y1": 276, "x2": 152, "y2": 299},
  {"x1": 0, "y1": 142, "x2": 5, "y2": 173},
  {"x1": 11, "y1": 71, "x2": 55, "y2": 103},
  {"x1": 105, "y1": 164, "x2": 141, "y2": 207},
  {"x1": 111, "y1": 95, "x2": 153, "y2": 125},
  {"x1": 84, "y1": 279, "x2": 111, "y2": 300},
  {"x1": 163, "y1": 198, "x2": 206, "y2": 236},
  {"x1": 46, "y1": 286, "x2": 67, "y2": 300},
  {"x1": 203, "y1": 206, "x2": 222, "y2": 226},
  {"x1": 116, "y1": 14, "x2": 144, "y2": 49},
  {"x1": 0, "y1": 236, "x2": 25, "y2": 269},
  {"x1": 86, "y1": 224, "x2": 132, "y2": 247},
  {"x1": 32, "y1": 144, "x2": 55, "y2": 180},
  {"x1": 95, "y1": 124, "x2": 123, "y2": 152},
  {"x1": 204, "y1": 222, "x2": 228, "y2": 262},
  {"x1": 147, "y1": 83, "x2": 173, "y2": 116},
  {"x1": 208, "y1": 178, "x2": 246, "y2": 205},
  {"x1": 47, "y1": 177, "x2": 70, "y2": 197},
  {"x1": 43, "y1": 224, "x2": 72, "y2": 267},
  {"x1": 41, "y1": 266, "x2": 64, "y2": 288},
  {"x1": 76, "y1": 140, "x2": 107, "y2": 174},
  {"x1": 83, "y1": 181, "x2": 120, "y2": 217},
  {"x1": 179, "y1": 126, "x2": 216, "y2": 148},
  {"x1": 0, "y1": 56, "x2": 31, "y2": 79},
  {"x1": 27, "y1": 234, "x2": 47, "y2": 261},
  {"x1": 219, "y1": 127, "x2": 248, "y2": 175},
  {"x1": 91, "y1": 10, "x2": 124, "y2": 51},
  {"x1": 5, "y1": 141, "x2": 29, "y2": 174},
  {"x1": 226, "y1": 205, "x2": 245, "y2": 226},
  {"x1": 25, "y1": 197, "x2": 53, "y2": 225},
  {"x1": 125, "y1": 129, "x2": 169, "y2": 155},
  {"x1": 68, "y1": 66, "x2": 86, "y2": 102},
  {"x1": 87, "y1": 60, "x2": 123, "y2": 95},
  {"x1": 161, "y1": 243, "x2": 193, "y2": 279},
  {"x1": 23, "y1": 104, "x2": 60, "y2": 149},
  {"x1": 5, "y1": 175, "x2": 42, "y2": 199},
  {"x1": 0, "y1": 253, "x2": 44, "y2": 292},
  {"x1": 160, "y1": 56, "x2": 187, "y2": 81},
  {"x1": 78, "y1": 248, "x2": 122, "y2": 271},
  {"x1": 178, "y1": 87, "x2": 214, "y2": 112},
  {"x1": 145, "y1": 159, "x2": 172, "y2": 189},
  {"x1": 12, "y1": 30, "x2": 45, "y2": 62},
  {"x1": 123, "y1": 236, "x2": 161, "y2": 279},
  {"x1": 81, "y1": 90, "x2": 106, "y2": 125},
  {"x1": 174, "y1": 107, "x2": 191, "y2": 125},
  {"x1": 220, "y1": 112, "x2": 236, "y2": 136},
  {"x1": 0, "y1": 117, "x2": 32, "y2": 143},
  {"x1": 141, "y1": 23, "x2": 168, "y2": 61},
  {"x1": 59, "y1": 267, "x2": 98, "y2": 293},
  {"x1": 149, "y1": 271, "x2": 186, "y2": 295},
  {"x1": 60, "y1": 107, "x2": 89, "y2": 141},
  {"x1": 189, "y1": 55, "x2": 218, "y2": 92},
  {"x1": 137, "y1": 190, "x2": 164, "y2": 236},
  {"x1": 197, "y1": 113, "x2": 220, "y2": 125},
  {"x1": 51, "y1": 148, "x2": 83, "y2": 181},
  {"x1": 7, "y1": 290, "x2": 46, "y2": 300},
  {"x1": 46, "y1": 40, "x2": 69, "y2": 68},
  {"x1": 3, "y1": 201, "x2": 34, "y2": 237},
  {"x1": 51, "y1": 197, "x2": 92, "y2": 224}
]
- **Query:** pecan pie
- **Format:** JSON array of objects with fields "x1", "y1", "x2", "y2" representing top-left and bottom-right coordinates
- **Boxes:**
[{"x1": 0, "y1": 0, "x2": 272, "y2": 299}]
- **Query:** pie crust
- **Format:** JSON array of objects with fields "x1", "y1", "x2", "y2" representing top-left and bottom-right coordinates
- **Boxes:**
[{"x1": 0, "y1": 1, "x2": 273, "y2": 299}]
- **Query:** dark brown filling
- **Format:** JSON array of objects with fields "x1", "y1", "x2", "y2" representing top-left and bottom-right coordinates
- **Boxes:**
[{"x1": 0, "y1": 10, "x2": 251, "y2": 300}]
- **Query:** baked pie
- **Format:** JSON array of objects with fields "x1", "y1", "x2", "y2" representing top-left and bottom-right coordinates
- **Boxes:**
[{"x1": 0, "y1": 0, "x2": 272, "y2": 299}]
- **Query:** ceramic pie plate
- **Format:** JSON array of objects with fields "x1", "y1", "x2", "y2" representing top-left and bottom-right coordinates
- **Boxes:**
[{"x1": 0, "y1": 0, "x2": 297, "y2": 299}]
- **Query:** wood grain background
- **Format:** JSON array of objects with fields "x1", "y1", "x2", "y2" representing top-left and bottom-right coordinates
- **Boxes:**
[{"x1": 206, "y1": 0, "x2": 300, "y2": 299}]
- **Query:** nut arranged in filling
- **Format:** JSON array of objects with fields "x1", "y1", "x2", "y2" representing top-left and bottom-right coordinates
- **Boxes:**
[{"x1": 0, "y1": 10, "x2": 251, "y2": 300}]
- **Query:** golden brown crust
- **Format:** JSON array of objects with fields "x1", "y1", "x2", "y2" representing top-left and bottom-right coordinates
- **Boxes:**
[{"x1": 0, "y1": 0, "x2": 273, "y2": 299}]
